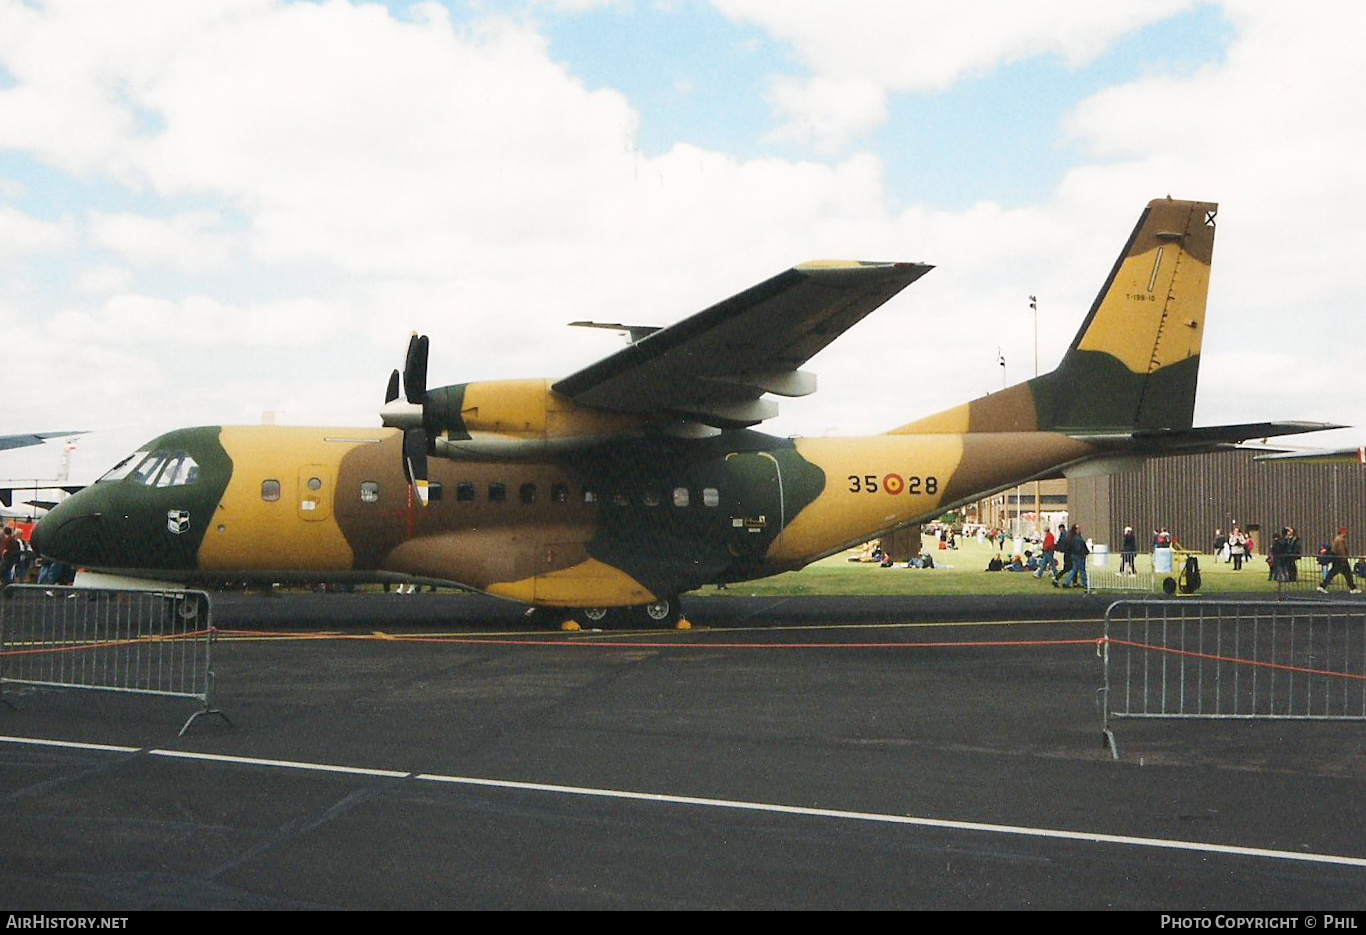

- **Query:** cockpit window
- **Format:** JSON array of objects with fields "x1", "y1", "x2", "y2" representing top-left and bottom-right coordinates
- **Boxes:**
[
  {"x1": 101, "y1": 450, "x2": 200, "y2": 487},
  {"x1": 130, "y1": 454, "x2": 169, "y2": 486},
  {"x1": 97, "y1": 451, "x2": 150, "y2": 483},
  {"x1": 154, "y1": 454, "x2": 200, "y2": 488}
]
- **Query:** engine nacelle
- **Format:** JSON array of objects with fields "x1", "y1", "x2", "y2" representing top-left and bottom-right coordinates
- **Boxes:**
[{"x1": 425, "y1": 379, "x2": 645, "y2": 453}]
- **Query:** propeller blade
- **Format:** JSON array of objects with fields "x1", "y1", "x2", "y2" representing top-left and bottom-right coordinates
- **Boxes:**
[
  {"x1": 385, "y1": 369, "x2": 401, "y2": 405},
  {"x1": 403, "y1": 427, "x2": 430, "y2": 507},
  {"x1": 404, "y1": 334, "x2": 429, "y2": 403}
]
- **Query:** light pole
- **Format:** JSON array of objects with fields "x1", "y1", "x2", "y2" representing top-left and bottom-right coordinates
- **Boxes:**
[{"x1": 1030, "y1": 295, "x2": 1041, "y2": 541}]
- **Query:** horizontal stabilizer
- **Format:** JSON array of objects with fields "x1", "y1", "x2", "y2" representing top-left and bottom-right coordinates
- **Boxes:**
[
  {"x1": 1254, "y1": 444, "x2": 1366, "y2": 464},
  {"x1": 1071, "y1": 421, "x2": 1344, "y2": 452}
]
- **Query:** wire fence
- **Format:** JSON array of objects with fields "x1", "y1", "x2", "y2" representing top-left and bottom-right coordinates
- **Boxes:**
[
  {"x1": 1100, "y1": 599, "x2": 1366, "y2": 757},
  {"x1": 0, "y1": 584, "x2": 229, "y2": 735}
]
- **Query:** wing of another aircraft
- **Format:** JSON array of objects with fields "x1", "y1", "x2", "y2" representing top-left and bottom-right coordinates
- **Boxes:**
[
  {"x1": 552, "y1": 260, "x2": 932, "y2": 429},
  {"x1": 0, "y1": 425, "x2": 178, "y2": 514},
  {"x1": 1255, "y1": 445, "x2": 1366, "y2": 464},
  {"x1": 0, "y1": 431, "x2": 87, "y2": 452}
]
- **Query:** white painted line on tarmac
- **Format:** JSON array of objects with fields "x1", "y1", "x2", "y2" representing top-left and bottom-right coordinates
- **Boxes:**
[
  {"x1": 5, "y1": 732, "x2": 1366, "y2": 870},
  {"x1": 415, "y1": 772, "x2": 1366, "y2": 869},
  {"x1": 151, "y1": 748, "x2": 411, "y2": 778},
  {"x1": 0, "y1": 734, "x2": 140, "y2": 754}
]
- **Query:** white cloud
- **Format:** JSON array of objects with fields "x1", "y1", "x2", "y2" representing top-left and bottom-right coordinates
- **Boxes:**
[
  {"x1": 713, "y1": 0, "x2": 1198, "y2": 148},
  {"x1": 763, "y1": 75, "x2": 888, "y2": 152},
  {"x1": 717, "y1": 0, "x2": 1200, "y2": 86},
  {"x1": 76, "y1": 263, "x2": 135, "y2": 294},
  {"x1": 1, "y1": 0, "x2": 1363, "y2": 450},
  {"x1": 1055, "y1": 3, "x2": 1366, "y2": 436},
  {"x1": 88, "y1": 211, "x2": 241, "y2": 272},
  {"x1": 0, "y1": 204, "x2": 67, "y2": 255}
]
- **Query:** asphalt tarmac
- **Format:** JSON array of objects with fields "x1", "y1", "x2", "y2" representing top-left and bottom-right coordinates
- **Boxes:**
[{"x1": 2, "y1": 590, "x2": 1365, "y2": 910}]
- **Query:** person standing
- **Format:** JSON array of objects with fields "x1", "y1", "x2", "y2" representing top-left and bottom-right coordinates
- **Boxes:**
[
  {"x1": 1229, "y1": 527, "x2": 1246, "y2": 571},
  {"x1": 1120, "y1": 526, "x2": 1138, "y2": 576},
  {"x1": 1319, "y1": 526, "x2": 1361, "y2": 594},
  {"x1": 13, "y1": 531, "x2": 33, "y2": 583},
  {"x1": 1269, "y1": 528, "x2": 1290, "y2": 581},
  {"x1": 1054, "y1": 523, "x2": 1072, "y2": 582},
  {"x1": 0, "y1": 527, "x2": 19, "y2": 585},
  {"x1": 1056, "y1": 524, "x2": 1090, "y2": 590},
  {"x1": 1035, "y1": 526, "x2": 1058, "y2": 579}
]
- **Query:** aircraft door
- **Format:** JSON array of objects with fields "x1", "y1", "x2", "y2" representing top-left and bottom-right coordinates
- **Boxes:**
[
  {"x1": 297, "y1": 465, "x2": 333, "y2": 522},
  {"x1": 724, "y1": 452, "x2": 784, "y2": 558}
]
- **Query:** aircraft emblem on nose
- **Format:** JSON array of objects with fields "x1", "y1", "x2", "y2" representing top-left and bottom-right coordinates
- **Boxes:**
[{"x1": 167, "y1": 510, "x2": 191, "y2": 535}]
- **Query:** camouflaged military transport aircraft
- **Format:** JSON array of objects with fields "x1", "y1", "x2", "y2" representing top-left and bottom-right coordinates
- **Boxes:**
[{"x1": 31, "y1": 198, "x2": 1336, "y2": 625}]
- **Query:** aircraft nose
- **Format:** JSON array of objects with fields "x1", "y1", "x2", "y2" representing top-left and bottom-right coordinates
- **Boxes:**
[
  {"x1": 29, "y1": 512, "x2": 50, "y2": 555},
  {"x1": 31, "y1": 490, "x2": 101, "y2": 565}
]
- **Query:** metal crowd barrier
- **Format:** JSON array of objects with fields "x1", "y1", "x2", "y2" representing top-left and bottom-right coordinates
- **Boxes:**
[
  {"x1": 1086, "y1": 556, "x2": 1158, "y2": 594},
  {"x1": 1086, "y1": 549, "x2": 1206, "y2": 595},
  {"x1": 0, "y1": 584, "x2": 229, "y2": 735},
  {"x1": 1100, "y1": 599, "x2": 1366, "y2": 758},
  {"x1": 1269, "y1": 554, "x2": 1366, "y2": 597}
]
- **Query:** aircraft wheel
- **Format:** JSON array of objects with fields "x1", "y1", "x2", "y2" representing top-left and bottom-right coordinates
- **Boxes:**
[
  {"x1": 641, "y1": 597, "x2": 680, "y2": 627},
  {"x1": 582, "y1": 607, "x2": 610, "y2": 622}
]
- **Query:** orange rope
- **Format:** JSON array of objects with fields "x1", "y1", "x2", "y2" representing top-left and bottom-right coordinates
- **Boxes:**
[
  {"x1": 0, "y1": 628, "x2": 215, "y2": 657},
  {"x1": 1102, "y1": 637, "x2": 1366, "y2": 682}
]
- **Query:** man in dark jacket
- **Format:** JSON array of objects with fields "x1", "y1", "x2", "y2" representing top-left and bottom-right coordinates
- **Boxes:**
[
  {"x1": 1055, "y1": 524, "x2": 1089, "y2": 589},
  {"x1": 1319, "y1": 526, "x2": 1361, "y2": 594},
  {"x1": 1054, "y1": 523, "x2": 1071, "y2": 582}
]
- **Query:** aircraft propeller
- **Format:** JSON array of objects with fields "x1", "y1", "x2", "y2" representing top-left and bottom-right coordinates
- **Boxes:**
[{"x1": 381, "y1": 333, "x2": 433, "y2": 506}]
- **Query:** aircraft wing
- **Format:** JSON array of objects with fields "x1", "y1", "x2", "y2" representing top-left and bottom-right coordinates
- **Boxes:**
[
  {"x1": 0, "y1": 431, "x2": 87, "y2": 452},
  {"x1": 552, "y1": 260, "x2": 932, "y2": 428}
]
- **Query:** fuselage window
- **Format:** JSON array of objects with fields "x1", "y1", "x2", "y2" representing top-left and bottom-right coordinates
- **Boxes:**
[
  {"x1": 611, "y1": 493, "x2": 629, "y2": 507},
  {"x1": 703, "y1": 487, "x2": 720, "y2": 507},
  {"x1": 456, "y1": 482, "x2": 476, "y2": 502},
  {"x1": 307, "y1": 476, "x2": 323, "y2": 491},
  {"x1": 262, "y1": 479, "x2": 281, "y2": 502},
  {"x1": 519, "y1": 483, "x2": 536, "y2": 504},
  {"x1": 428, "y1": 482, "x2": 443, "y2": 502},
  {"x1": 642, "y1": 491, "x2": 661, "y2": 507},
  {"x1": 583, "y1": 489, "x2": 597, "y2": 505},
  {"x1": 98, "y1": 451, "x2": 149, "y2": 483},
  {"x1": 673, "y1": 487, "x2": 690, "y2": 507},
  {"x1": 551, "y1": 483, "x2": 568, "y2": 504},
  {"x1": 489, "y1": 482, "x2": 507, "y2": 503},
  {"x1": 360, "y1": 481, "x2": 380, "y2": 503}
]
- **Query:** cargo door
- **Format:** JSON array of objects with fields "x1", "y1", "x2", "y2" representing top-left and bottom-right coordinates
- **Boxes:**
[{"x1": 724, "y1": 452, "x2": 784, "y2": 558}]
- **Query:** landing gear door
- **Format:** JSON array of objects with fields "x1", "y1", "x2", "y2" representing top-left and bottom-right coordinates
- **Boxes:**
[
  {"x1": 297, "y1": 465, "x2": 333, "y2": 522},
  {"x1": 724, "y1": 452, "x2": 784, "y2": 558}
]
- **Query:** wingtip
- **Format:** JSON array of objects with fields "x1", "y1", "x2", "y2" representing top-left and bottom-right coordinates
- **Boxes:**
[{"x1": 794, "y1": 259, "x2": 930, "y2": 271}]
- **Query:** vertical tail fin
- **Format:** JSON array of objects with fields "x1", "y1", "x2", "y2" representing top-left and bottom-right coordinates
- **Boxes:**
[
  {"x1": 890, "y1": 197, "x2": 1218, "y2": 435},
  {"x1": 1042, "y1": 197, "x2": 1217, "y2": 431}
]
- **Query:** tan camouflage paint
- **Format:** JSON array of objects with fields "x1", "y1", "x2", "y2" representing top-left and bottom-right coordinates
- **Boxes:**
[{"x1": 198, "y1": 426, "x2": 371, "y2": 573}]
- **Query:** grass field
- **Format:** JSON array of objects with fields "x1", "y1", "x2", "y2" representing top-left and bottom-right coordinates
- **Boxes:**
[{"x1": 692, "y1": 536, "x2": 1336, "y2": 599}]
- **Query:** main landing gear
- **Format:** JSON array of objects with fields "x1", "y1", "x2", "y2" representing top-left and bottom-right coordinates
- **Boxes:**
[{"x1": 530, "y1": 596, "x2": 688, "y2": 630}]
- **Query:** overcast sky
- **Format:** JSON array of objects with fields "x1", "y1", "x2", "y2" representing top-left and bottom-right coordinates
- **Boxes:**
[{"x1": 3, "y1": 0, "x2": 1363, "y2": 446}]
